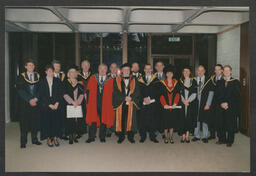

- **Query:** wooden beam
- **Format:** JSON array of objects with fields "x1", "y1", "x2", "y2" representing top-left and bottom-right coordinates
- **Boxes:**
[
  {"x1": 122, "y1": 32, "x2": 128, "y2": 64},
  {"x1": 147, "y1": 33, "x2": 152, "y2": 65},
  {"x1": 100, "y1": 33, "x2": 103, "y2": 64},
  {"x1": 75, "y1": 33, "x2": 80, "y2": 66}
]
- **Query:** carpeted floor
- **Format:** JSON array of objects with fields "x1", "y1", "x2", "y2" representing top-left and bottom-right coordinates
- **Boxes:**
[{"x1": 5, "y1": 122, "x2": 250, "y2": 172}]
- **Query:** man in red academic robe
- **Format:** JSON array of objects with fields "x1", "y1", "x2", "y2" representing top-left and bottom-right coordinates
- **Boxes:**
[{"x1": 85, "y1": 63, "x2": 115, "y2": 143}]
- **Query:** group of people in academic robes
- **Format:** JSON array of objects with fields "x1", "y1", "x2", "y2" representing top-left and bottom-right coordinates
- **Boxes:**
[{"x1": 16, "y1": 58, "x2": 241, "y2": 148}]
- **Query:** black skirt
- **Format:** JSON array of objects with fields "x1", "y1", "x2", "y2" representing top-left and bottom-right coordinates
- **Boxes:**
[{"x1": 162, "y1": 109, "x2": 179, "y2": 129}]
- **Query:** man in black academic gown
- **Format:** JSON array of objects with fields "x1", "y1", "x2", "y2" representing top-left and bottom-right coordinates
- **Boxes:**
[
  {"x1": 208, "y1": 64, "x2": 224, "y2": 140},
  {"x1": 77, "y1": 60, "x2": 93, "y2": 137},
  {"x1": 137, "y1": 64, "x2": 159, "y2": 143},
  {"x1": 16, "y1": 60, "x2": 42, "y2": 148},
  {"x1": 131, "y1": 61, "x2": 142, "y2": 80},
  {"x1": 52, "y1": 60, "x2": 67, "y2": 140},
  {"x1": 192, "y1": 65, "x2": 214, "y2": 143},
  {"x1": 215, "y1": 65, "x2": 241, "y2": 147},
  {"x1": 154, "y1": 61, "x2": 166, "y2": 138},
  {"x1": 112, "y1": 63, "x2": 141, "y2": 144}
]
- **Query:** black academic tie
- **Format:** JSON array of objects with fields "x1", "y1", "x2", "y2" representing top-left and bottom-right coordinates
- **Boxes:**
[{"x1": 199, "y1": 77, "x2": 202, "y2": 89}]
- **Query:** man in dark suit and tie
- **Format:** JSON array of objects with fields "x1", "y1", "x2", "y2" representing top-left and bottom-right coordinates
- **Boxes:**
[{"x1": 16, "y1": 60, "x2": 42, "y2": 148}]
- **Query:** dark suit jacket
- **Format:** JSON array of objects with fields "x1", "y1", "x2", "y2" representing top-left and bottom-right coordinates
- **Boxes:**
[{"x1": 39, "y1": 77, "x2": 62, "y2": 111}]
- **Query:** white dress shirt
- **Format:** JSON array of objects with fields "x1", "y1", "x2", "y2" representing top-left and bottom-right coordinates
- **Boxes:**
[
  {"x1": 27, "y1": 72, "x2": 34, "y2": 81},
  {"x1": 146, "y1": 75, "x2": 152, "y2": 83},
  {"x1": 46, "y1": 76, "x2": 53, "y2": 97},
  {"x1": 124, "y1": 79, "x2": 129, "y2": 95}
]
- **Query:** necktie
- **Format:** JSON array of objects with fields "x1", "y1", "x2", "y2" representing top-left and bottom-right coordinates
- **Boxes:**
[
  {"x1": 29, "y1": 74, "x2": 34, "y2": 94},
  {"x1": 29, "y1": 74, "x2": 33, "y2": 81},
  {"x1": 100, "y1": 76, "x2": 103, "y2": 83},
  {"x1": 225, "y1": 81, "x2": 228, "y2": 87},
  {"x1": 199, "y1": 77, "x2": 202, "y2": 88}
]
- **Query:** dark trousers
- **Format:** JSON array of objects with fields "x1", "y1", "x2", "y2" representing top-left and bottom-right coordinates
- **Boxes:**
[
  {"x1": 20, "y1": 105, "x2": 40, "y2": 145},
  {"x1": 209, "y1": 128, "x2": 216, "y2": 138},
  {"x1": 218, "y1": 129, "x2": 234, "y2": 144},
  {"x1": 118, "y1": 131, "x2": 134, "y2": 140},
  {"x1": 88, "y1": 122, "x2": 107, "y2": 140},
  {"x1": 20, "y1": 131, "x2": 39, "y2": 145},
  {"x1": 139, "y1": 128, "x2": 156, "y2": 140}
]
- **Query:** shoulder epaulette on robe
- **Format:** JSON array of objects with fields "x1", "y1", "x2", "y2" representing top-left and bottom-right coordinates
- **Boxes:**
[{"x1": 21, "y1": 72, "x2": 40, "y2": 84}]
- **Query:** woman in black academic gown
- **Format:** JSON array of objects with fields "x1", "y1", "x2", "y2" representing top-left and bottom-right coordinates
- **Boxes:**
[
  {"x1": 39, "y1": 65, "x2": 62, "y2": 147},
  {"x1": 159, "y1": 65, "x2": 181, "y2": 144},
  {"x1": 63, "y1": 66, "x2": 84, "y2": 144},
  {"x1": 178, "y1": 66, "x2": 198, "y2": 143},
  {"x1": 215, "y1": 65, "x2": 240, "y2": 147}
]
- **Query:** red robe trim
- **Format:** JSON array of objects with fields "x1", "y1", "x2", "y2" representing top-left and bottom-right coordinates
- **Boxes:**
[
  {"x1": 160, "y1": 79, "x2": 180, "y2": 111},
  {"x1": 85, "y1": 75, "x2": 114, "y2": 128},
  {"x1": 85, "y1": 75, "x2": 100, "y2": 127},
  {"x1": 101, "y1": 77, "x2": 115, "y2": 128}
]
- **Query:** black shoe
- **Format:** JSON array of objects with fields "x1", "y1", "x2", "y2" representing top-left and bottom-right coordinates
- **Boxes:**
[
  {"x1": 192, "y1": 137, "x2": 200, "y2": 142},
  {"x1": 76, "y1": 134, "x2": 82, "y2": 139},
  {"x1": 164, "y1": 138, "x2": 168, "y2": 144},
  {"x1": 54, "y1": 141, "x2": 60, "y2": 147},
  {"x1": 202, "y1": 138, "x2": 208, "y2": 143},
  {"x1": 208, "y1": 136, "x2": 216, "y2": 140},
  {"x1": 169, "y1": 138, "x2": 174, "y2": 144},
  {"x1": 139, "y1": 138, "x2": 146, "y2": 143},
  {"x1": 74, "y1": 138, "x2": 78, "y2": 143},
  {"x1": 100, "y1": 139, "x2": 106, "y2": 143},
  {"x1": 86, "y1": 138, "x2": 95, "y2": 143},
  {"x1": 32, "y1": 141, "x2": 42, "y2": 145},
  {"x1": 151, "y1": 138, "x2": 159, "y2": 143},
  {"x1": 48, "y1": 142, "x2": 54, "y2": 147},
  {"x1": 61, "y1": 136, "x2": 69, "y2": 140},
  {"x1": 117, "y1": 137, "x2": 125, "y2": 144},
  {"x1": 106, "y1": 133, "x2": 112, "y2": 137},
  {"x1": 186, "y1": 139, "x2": 190, "y2": 143},
  {"x1": 180, "y1": 139, "x2": 185, "y2": 143},
  {"x1": 128, "y1": 138, "x2": 135, "y2": 144},
  {"x1": 20, "y1": 144, "x2": 26, "y2": 148}
]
